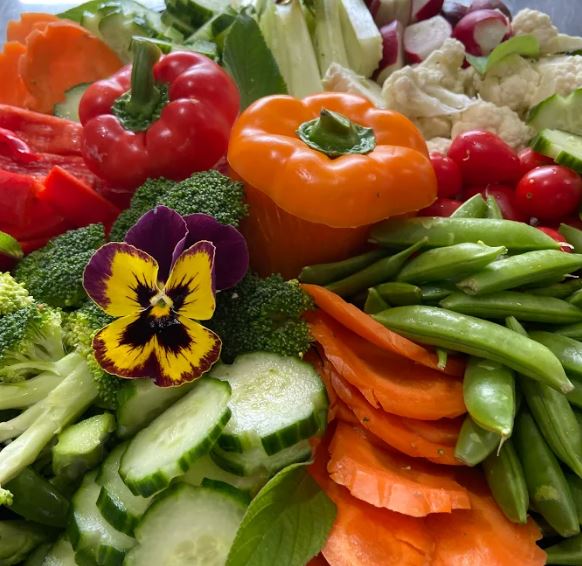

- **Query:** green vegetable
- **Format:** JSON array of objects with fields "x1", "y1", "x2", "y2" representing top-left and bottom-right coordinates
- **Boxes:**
[
  {"x1": 226, "y1": 463, "x2": 336, "y2": 566},
  {"x1": 449, "y1": 193, "x2": 487, "y2": 218},
  {"x1": 528, "y1": 331, "x2": 582, "y2": 380},
  {"x1": 486, "y1": 195, "x2": 504, "y2": 219},
  {"x1": 505, "y1": 316, "x2": 528, "y2": 336},
  {"x1": 567, "y1": 472, "x2": 582, "y2": 525},
  {"x1": 0, "y1": 230, "x2": 22, "y2": 259},
  {"x1": 545, "y1": 533, "x2": 582, "y2": 565},
  {"x1": 560, "y1": 223, "x2": 582, "y2": 253},
  {"x1": 531, "y1": 128, "x2": 582, "y2": 174},
  {"x1": 375, "y1": 282, "x2": 422, "y2": 306},
  {"x1": 467, "y1": 35, "x2": 540, "y2": 75},
  {"x1": 527, "y1": 278, "x2": 582, "y2": 298},
  {"x1": 207, "y1": 273, "x2": 313, "y2": 363},
  {"x1": 363, "y1": 287, "x2": 390, "y2": 314},
  {"x1": 13, "y1": 224, "x2": 105, "y2": 309},
  {"x1": 311, "y1": 0, "x2": 350, "y2": 75},
  {"x1": 109, "y1": 170, "x2": 248, "y2": 242},
  {"x1": 528, "y1": 87, "x2": 582, "y2": 136},
  {"x1": 419, "y1": 284, "x2": 455, "y2": 303},
  {"x1": 455, "y1": 416, "x2": 499, "y2": 467},
  {"x1": 0, "y1": 520, "x2": 52, "y2": 566}
]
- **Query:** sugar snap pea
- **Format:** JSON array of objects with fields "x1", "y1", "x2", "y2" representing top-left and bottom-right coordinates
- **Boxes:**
[
  {"x1": 568, "y1": 379, "x2": 582, "y2": 410},
  {"x1": 373, "y1": 306, "x2": 573, "y2": 393},
  {"x1": 545, "y1": 533, "x2": 582, "y2": 565},
  {"x1": 528, "y1": 331, "x2": 582, "y2": 379},
  {"x1": 486, "y1": 195, "x2": 503, "y2": 219},
  {"x1": 442, "y1": 291, "x2": 582, "y2": 324},
  {"x1": 515, "y1": 409, "x2": 580, "y2": 538},
  {"x1": 364, "y1": 288, "x2": 389, "y2": 315},
  {"x1": 454, "y1": 415, "x2": 500, "y2": 466},
  {"x1": 326, "y1": 239, "x2": 426, "y2": 297},
  {"x1": 457, "y1": 251, "x2": 582, "y2": 295},
  {"x1": 567, "y1": 473, "x2": 582, "y2": 525},
  {"x1": 521, "y1": 378, "x2": 582, "y2": 478},
  {"x1": 560, "y1": 223, "x2": 582, "y2": 253},
  {"x1": 299, "y1": 249, "x2": 389, "y2": 285},
  {"x1": 396, "y1": 243, "x2": 506, "y2": 284},
  {"x1": 370, "y1": 217, "x2": 560, "y2": 251},
  {"x1": 375, "y1": 282, "x2": 422, "y2": 306},
  {"x1": 569, "y1": 288, "x2": 582, "y2": 308},
  {"x1": 450, "y1": 193, "x2": 488, "y2": 218},
  {"x1": 505, "y1": 316, "x2": 528, "y2": 336},
  {"x1": 528, "y1": 278, "x2": 582, "y2": 299},
  {"x1": 420, "y1": 284, "x2": 454, "y2": 303},
  {"x1": 483, "y1": 440, "x2": 528, "y2": 524},
  {"x1": 464, "y1": 358, "x2": 515, "y2": 438}
]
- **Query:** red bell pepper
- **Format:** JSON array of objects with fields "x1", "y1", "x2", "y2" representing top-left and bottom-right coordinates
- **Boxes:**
[
  {"x1": 0, "y1": 169, "x2": 39, "y2": 226},
  {"x1": 79, "y1": 39, "x2": 240, "y2": 189}
]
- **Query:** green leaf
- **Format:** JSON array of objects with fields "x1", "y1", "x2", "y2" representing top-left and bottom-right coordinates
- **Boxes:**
[
  {"x1": 222, "y1": 13, "x2": 287, "y2": 110},
  {"x1": 467, "y1": 35, "x2": 541, "y2": 75},
  {"x1": 0, "y1": 231, "x2": 23, "y2": 260},
  {"x1": 226, "y1": 463, "x2": 336, "y2": 566},
  {"x1": 58, "y1": 0, "x2": 122, "y2": 22}
]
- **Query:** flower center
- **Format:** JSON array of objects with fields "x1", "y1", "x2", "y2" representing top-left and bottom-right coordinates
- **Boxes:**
[{"x1": 150, "y1": 289, "x2": 174, "y2": 310}]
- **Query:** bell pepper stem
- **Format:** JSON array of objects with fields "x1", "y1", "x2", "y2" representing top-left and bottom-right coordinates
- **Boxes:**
[{"x1": 125, "y1": 38, "x2": 163, "y2": 120}]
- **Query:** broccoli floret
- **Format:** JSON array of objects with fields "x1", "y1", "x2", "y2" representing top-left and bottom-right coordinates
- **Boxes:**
[
  {"x1": 108, "y1": 171, "x2": 248, "y2": 241},
  {"x1": 207, "y1": 273, "x2": 314, "y2": 363},
  {"x1": 0, "y1": 273, "x2": 33, "y2": 315},
  {"x1": 14, "y1": 224, "x2": 105, "y2": 309}
]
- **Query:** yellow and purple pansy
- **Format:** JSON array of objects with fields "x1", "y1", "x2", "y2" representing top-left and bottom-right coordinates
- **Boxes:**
[{"x1": 83, "y1": 206, "x2": 249, "y2": 387}]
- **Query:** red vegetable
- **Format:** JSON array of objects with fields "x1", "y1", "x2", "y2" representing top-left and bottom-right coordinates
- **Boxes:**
[
  {"x1": 1, "y1": 195, "x2": 68, "y2": 241},
  {"x1": 448, "y1": 130, "x2": 521, "y2": 185},
  {"x1": 518, "y1": 148, "x2": 554, "y2": 177},
  {"x1": 411, "y1": 0, "x2": 444, "y2": 22},
  {"x1": 80, "y1": 40, "x2": 240, "y2": 190},
  {"x1": 0, "y1": 169, "x2": 38, "y2": 226},
  {"x1": 430, "y1": 152, "x2": 462, "y2": 198},
  {"x1": 514, "y1": 165, "x2": 582, "y2": 222},
  {"x1": 537, "y1": 227, "x2": 573, "y2": 253},
  {"x1": 453, "y1": 9, "x2": 511, "y2": 56},
  {"x1": 418, "y1": 198, "x2": 462, "y2": 217},
  {"x1": 376, "y1": 21, "x2": 404, "y2": 83},
  {"x1": 404, "y1": 15, "x2": 452, "y2": 63},
  {"x1": 468, "y1": 0, "x2": 512, "y2": 19},
  {"x1": 463, "y1": 184, "x2": 528, "y2": 222}
]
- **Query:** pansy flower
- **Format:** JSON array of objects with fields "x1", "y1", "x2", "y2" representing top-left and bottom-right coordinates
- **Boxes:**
[{"x1": 83, "y1": 206, "x2": 249, "y2": 387}]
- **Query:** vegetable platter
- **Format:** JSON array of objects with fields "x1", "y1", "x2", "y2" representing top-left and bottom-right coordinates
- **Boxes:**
[{"x1": 3, "y1": 0, "x2": 582, "y2": 564}]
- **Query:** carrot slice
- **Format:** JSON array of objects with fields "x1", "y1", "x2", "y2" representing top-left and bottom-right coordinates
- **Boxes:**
[
  {"x1": 305, "y1": 349, "x2": 338, "y2": 423},
  {"x1": 426, "y1": 472, "x2": 546, "y2": 566},
  {"x1": 308, "y1": 311, "x2": 465, "y2": 420},
  {"x1": 0, "y1": 42, "x2": 30, "y2": 107},
  {"x1": 321, "y1": 358, "x2": 463, "y2": 465},
  {"x1": 20, "y1": 21, "x2": 122, "y2": 114},
  {"x1": 6, "y1": 13, "x2": 59, "y2": 44},
  {"x1": 328, "y1": 423, "x2": 470, "y2": 517},
  {"x1": 302, "y1": 284, "x2": 464, "y2": 376}
]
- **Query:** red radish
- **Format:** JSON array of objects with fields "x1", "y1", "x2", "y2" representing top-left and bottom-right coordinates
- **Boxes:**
[
  {"x1": 418, "y1": 198, "x2": 463, "y2": 217},
  {"x1": 404, "y1": 15, "x2": 452, "y2": 63},
  {"x1": 468, "y1": 0, "x2": 511, "y2": 20},
  {"x1": 442, "y1": 0, "x2": 469, "y2": 25},
  {"x1": 370, "y1": 0, "x2": 412, "y2": 26},
  {"x1": 453, "y1": 9, "x2": 511, "y2": 55},
  {"x1": 411, "y1": 0, "x2": 444, "y2": 22},
  {"x1": 376, "y1": 21, "x2": 404, "y2": 83},
  {"x1": 537, "y1": 227, "x2": 573, "y2": 252}
]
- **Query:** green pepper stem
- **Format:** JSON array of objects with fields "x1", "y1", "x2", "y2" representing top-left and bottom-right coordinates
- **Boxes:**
[{"x1": 125, "y1": 38, "x2": 163, "y2": 120}]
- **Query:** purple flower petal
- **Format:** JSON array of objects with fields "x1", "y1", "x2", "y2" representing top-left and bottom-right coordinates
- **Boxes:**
[
  {"x1": 183, "y1": 213, "x2": 249, "y2": 290},
  {"x1": 125, "y1": 206, "x2": 187, "y2": 282}
]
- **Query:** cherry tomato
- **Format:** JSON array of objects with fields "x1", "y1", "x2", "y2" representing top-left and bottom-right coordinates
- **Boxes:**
[
  {"x1": 563, "y1": 216, "x2": 582, "y2": 231},
  {"x1": 518, "y1": 147, "x2": 554, "y2": 177},
  {"x1": 418, "y1": 198, "x2": 463, "y2": 217},
  {"x1": 515, "y1": 165, "x2": 582, "y2": 222},
  {"x1": 448, "y1": 131, "x2": 521, "y2": 185},
  {"x1": 537, "y1": 227, "x2": 573, "y2": 252},
  {"x1": 430, "y1": 153, "x2": 463, "y2": 198},
  {"x1": 462, "y1": 184, "x2": 528, "y2": 222}
]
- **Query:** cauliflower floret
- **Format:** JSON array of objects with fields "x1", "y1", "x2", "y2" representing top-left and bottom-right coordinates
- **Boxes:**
[
  {"x1": 382, "y1": 39, "x2": 475, "y2": 118},
  {"x1": 532, "y1": 55, "x2": 582, "y2": 106},
  {"x1": 426, "y1": 137, "x2": 452, "y2": 155},
  {"x1": 451, "y1": 100, "x2": 534, "y2": 150},
  {"x1": 414, "y1": 116, "x2": 453, "y2": 139},
  {"x1": 323, "y1": 63, "x2": 386, "y2": 108},
  {"x1": 513, "y1": 9, "x2": 582, "y2": 55}
]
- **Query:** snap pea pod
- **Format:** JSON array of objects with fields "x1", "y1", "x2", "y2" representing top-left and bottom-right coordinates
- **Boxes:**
[
  {"x1": 458, "y1": 251, "x2": 582, "y2": 295},
  {"x1": 486, "y1": 195, "x2": 503, "y2": 219},
  {"x1": 450, "y1": 193, "x2": 488, "y2": 218},
  {"x1": 441, "y1": 291, "x2": 582, "y2": 324},
  {"x1": 514, "y1": 409, "x2": 580, "y2": 538},
  {"x1": 298, "y1": 249, "x2": 389, "y2": 285},
  {"x1": 454, "y1": 415, "x2": 500, "y2": 466},
  {"x1": 463, "y1": 358, "x2": 515, "y2": 438},
  {"x1": 326, "y1": 239, "x2": 426, "y2": 298},
  {"x1": 528, "y1": 278, "x2": 582, "y2": 298},
  {"x1": 569, "y1": 288, "x2": 582, "y2": 308},
  {"x1": 545, "y1": 534, "x2": 582, "y2": 565},
  {"x1": 521, "y1": 378, "x2": 582, "y2": 478},
  {"x1": 568, "y1": 379, "x2": 582, "y2": 410},
  {"x1": 373, "y1": 306, "x2": 573, "y2": 393},
  {"x1": 483, "y1": 440, "x2": 528, "y2": 524},
  {"x1": 567, "y1": 473, "x2": 582, "y2": 525},
  {"x1": 396, "y1": 243, "x2": 506, "y2": 284},
  {"x1": 560, "y1": 223, "x2": 582, "y2": 253},
  {"x1": 420, "y1": 284, "x2": 454, "y2": 303},
  {"x1": 370, "y1": 217, "x2": 560, "y2": 251},
  {"x1": 528, "y1": 331, "x2": 582, "y2": 379},
  {"x1": 375, "y1": 282, "x2": 422, "y2": 306},
  {"x1": 505, "y1": 316, "x2": 528, "y2": 336},
  {"x1": 364, "y1": 288, "x2": 389, "y2": 315}
]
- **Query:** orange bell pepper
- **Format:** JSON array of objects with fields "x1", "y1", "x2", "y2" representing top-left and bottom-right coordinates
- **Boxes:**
[{"x1": 227, "y1": 93, "x2": 437, "y2": 278}]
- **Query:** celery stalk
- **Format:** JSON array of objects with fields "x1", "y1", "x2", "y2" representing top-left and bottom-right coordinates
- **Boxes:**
[{"x1": 312, "y1": 0, "x2": 350, "y2": 76}]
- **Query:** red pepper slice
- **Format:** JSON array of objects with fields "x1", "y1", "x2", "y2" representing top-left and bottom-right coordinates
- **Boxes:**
[
  {"x1": 0, "y1": 168, "x2": 38, "y2": 226},
  {"x1": 0, "y1": 127, "x2": 38, "y2": 163}
]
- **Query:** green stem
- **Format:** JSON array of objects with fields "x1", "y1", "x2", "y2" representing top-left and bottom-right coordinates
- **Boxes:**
[{"x1": 125, "y1": 38, "x2": 163, "y2": 120}]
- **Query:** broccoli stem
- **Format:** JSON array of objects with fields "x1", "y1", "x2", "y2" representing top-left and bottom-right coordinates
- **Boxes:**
[
  {"x1": 0, "y1": 373, "x2": 62, "y2": 410},
  {"x1": 0, "y1": 354, "x2": 98, "y2": 488},
  {"x1": 0, "y1": 405, "x2": 45, "y2": 443}
]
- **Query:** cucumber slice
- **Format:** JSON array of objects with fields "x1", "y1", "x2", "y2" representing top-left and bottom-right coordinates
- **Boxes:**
[
  {"x1": 68, "y1": 471, "x2": 135, "y2": 566},
  {"x1": 211, "y1": 439, "x2": 312, "y2": 477},
  {"x1": 165, "y1": 0, "x2": 229, "y2": 29},
  {"x1": 53, "y1": 413, "x2": 116, "y2": 482},
  {"x1": 532, "y1": 128, "x2": 582, "y2": 173},
  {"x1": 116, "y1": 378, "x2": 194, "y2": 439},
  {"x1": 38, "y1": 537, "x2": 76, "y2": 566},
  {"x1": 528, "y1": 88, "x2": 582, "y2": 136},
  {"x1": 53, "y1": 83, "x2": 90, "y2": 122},
  {"x1": 210, "y1": 352, "x2": 327, "y2": 455},
  {"x1": 96, "y1": 443, "x2": 153, "y2": 536},
  {"x1": 119, "y1": 377, "x2": 231, "y2": 497},
  {"x1": 182, "y1": 453, "x2": 268, "y2": 497},
  {"x1": 124, "y1": 483, "x2": 246, "y2": 566},
  {"x1": 99, "y1": 11, "x2": 158, "y2": 63}
]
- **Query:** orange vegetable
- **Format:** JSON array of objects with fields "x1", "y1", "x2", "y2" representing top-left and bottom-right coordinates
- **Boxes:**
[
  {"x1": 321, "y1": 358, "x2": 463, "y2": 465},
  {"x1": 6, "y1": 13, "x2": 59, "y2": 44},
  {"x1": 228, "y1": 93, "x2": 436, "y2": 277},
  {"x1": 302, "y1": 284, "x2": 464, "y2": 377},
  {"x1": 305, "y1": 350, "x2": 339, "y2": 423},
  {"x1": 328, "y1": 423, "x2": 471, "y2": 517},
  {"x1": 0, "y1": 42, "x2": 30, "y2": 107},
  {"x1": 308, "y1": 311, "x2": 466, "y2": 420}
]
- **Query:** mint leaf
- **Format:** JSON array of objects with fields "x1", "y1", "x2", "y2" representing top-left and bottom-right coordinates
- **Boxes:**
[
  {"x1": 226, "y1": 463, "x2": 336, "y2": 566},
  {"x1": 468, "y1": 35, "x2": 540, "y2": 75},
  {"x1": 222, "y1": 13, "x2": 287, "y2": 110},
  {"x1": 0, "y1": 231, "x2": 22, "y2": 260}
]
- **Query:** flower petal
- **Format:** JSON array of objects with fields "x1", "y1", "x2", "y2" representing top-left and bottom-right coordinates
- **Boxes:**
[
  {"x1": 165, "y1": 240, "x2": 216, "y2": 320},
  {"x1": 150, "y1": 316, "x2": 222, "y2": 387},
  {"x1": 92, "y1": 314, "x2": 157, "y2": 378},
  {"x1": 125, "y1": 206, "x2": 187, "y2": 282},
  {"x1": 83, "y1": 243, "x2": 160, "y2": 317},
  {"x1": 183, "y1": 213, "x2": 249, "y2": 290}
]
